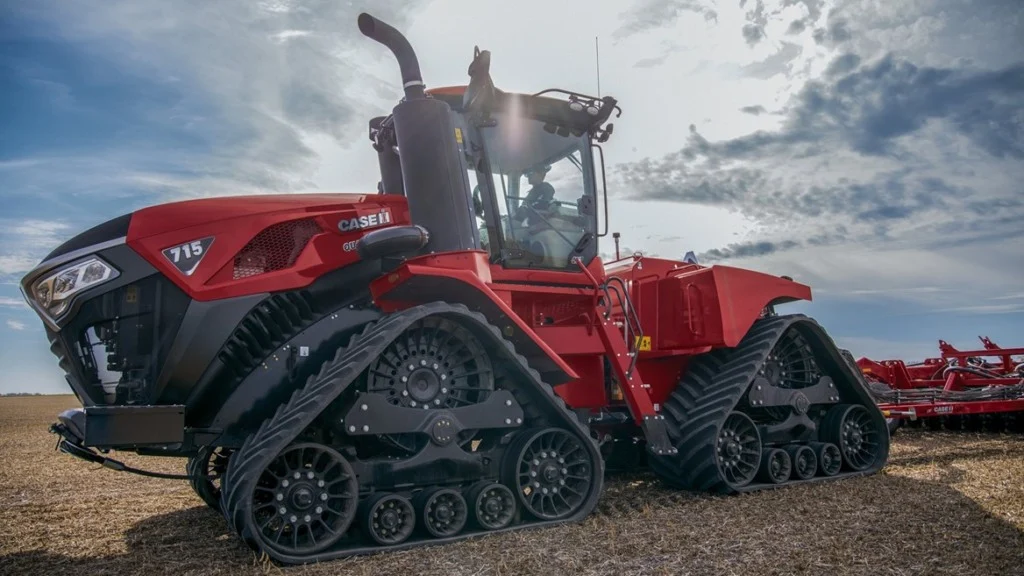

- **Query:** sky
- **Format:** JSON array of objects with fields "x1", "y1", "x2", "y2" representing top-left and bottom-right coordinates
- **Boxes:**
[{"x1": 1, "y1": 0, "x2": 1022, "y2": 394}]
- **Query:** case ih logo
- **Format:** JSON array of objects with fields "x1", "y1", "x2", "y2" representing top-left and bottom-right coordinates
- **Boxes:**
[{"x1": 338, "y1": 208, "x2": 392, "y2": 233}]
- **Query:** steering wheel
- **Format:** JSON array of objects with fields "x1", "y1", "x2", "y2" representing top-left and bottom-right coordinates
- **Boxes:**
[{"x1": 521, "y1": 205, "x2": 580, "y2": 251}]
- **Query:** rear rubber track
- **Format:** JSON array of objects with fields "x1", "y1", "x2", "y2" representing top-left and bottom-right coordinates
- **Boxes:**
[
  {"x1": 219, "y1": 301, "x2": 603, "y2": 565},
  {"x1": 649, "y1": 314, "x2": 890, "y2": 494}
]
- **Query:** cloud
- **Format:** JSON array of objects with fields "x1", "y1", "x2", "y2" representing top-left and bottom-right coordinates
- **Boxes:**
[
  {"x1": 0, "y1": 297, "x2": 29, "y2": 309},
  {"x1": 634, "y1": 54, "x2": 671, "y2": 69},
  {"x1": 740, "y1": 105, "x2": 768, "y2": 115},
  {"x1": 614, "y1": 42, "x2": 1024, "y2": 306},
  {"x1": 613, "y1": 0, "x2": 719, "y2": 40},
  {"x1": 812, "y1": 18, "x2": 852, "y2": 46},
  {"x1": 2, "y1": 1, "x2": 428, "y2": 213},
  {"x1": 742, "y1": 24, "x2": 765, "y2": 46},
  {"x1": 700, "y1": 239, "x2": 799, "y2": 261},
  {"x1": 5, "y1": 320, "x2": 27, "y2": 331},
  {"x1": 741, "y1": 41, "x2": 803, "y2": 79},
  {"x1": 787, "y1": 19, "x2": 807, "y2": 34}
]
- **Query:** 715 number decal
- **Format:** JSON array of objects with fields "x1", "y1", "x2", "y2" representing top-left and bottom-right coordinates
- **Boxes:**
[{"x1": 162, "y1": 236, "x2": 214, "y2": 276}]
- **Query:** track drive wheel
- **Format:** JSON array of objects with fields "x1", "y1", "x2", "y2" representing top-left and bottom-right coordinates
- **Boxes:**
[
  {"x1": 250, "y1": 443, "x2": 358, "y2": 556},
  {"x1": 187, "y1": 446, "x2": 233, "y2": 512},
  {"x1": 505, "y1": 428, "x2": 596, "y2": 521},
  {"x1": 822, "y1": 404, "x2": 884, "y2": 472}
]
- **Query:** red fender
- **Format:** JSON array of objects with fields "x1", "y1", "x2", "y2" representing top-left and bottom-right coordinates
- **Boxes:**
[{"x1": 369, "y1": 251, "x2": 580, "y2": 384}]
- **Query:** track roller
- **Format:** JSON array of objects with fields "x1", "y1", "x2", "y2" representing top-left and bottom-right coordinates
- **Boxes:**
[
  {"x1": 415, "y1": 487, "x2": 468, "y2": 538},
  {"x1": 785, "y1": 444, "x2": 817, "y2": 480},
  {"x1": 362, "y1": 493, "x2": 416, "y2": 546},
  {"x1": 810, "y1": 442, "x2": 842, "y2": 476},
  {"x1": 466, "y1": 481, "x2": 516, "y2": 530},
  {"x1": 714, "y1": 412, "x2": 763, "y2": 489},
  {"x1": 757, "y1": 448, "x2": 791, "y2": 484}
]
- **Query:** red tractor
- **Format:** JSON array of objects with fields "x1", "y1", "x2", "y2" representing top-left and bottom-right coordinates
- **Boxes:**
[{"x1": 24, "y1": 14, "x2": 889, "y2": 564}]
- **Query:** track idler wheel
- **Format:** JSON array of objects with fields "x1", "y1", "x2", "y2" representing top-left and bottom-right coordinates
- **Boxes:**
[
  {"x1": 810, "y1": 442, "x2": 842, "y2": 476},
  {"x1": 822, "y1": 404, "x2": 884, "y2": 472},
  {"x1": 505, "y1": 428, "x2": 596, "y2": 521},
  {"x1": 466, "y1": 481, "x2": 516, "y2": 530},
  {"x1": 757, "y1": 448, "x2": 791, "y2": 484},
  {"x1": 250, "y1": 443, "x2": 358, "y2": 556},
  {"x1": 785, "y1": 444, "x2": 817, "y2": 480},
  {"x1": 714, "y1": 412, "x2": 762, "y2": 489},
  {"x1": 416, "y1": 487, "x2": 468, "y2": 538},
  {"x1": 187, "y1": 446, "x2": 233, "y2": 512},
  {"x1": 362, "y1": 493, "x2": 416, "y2": 546}
]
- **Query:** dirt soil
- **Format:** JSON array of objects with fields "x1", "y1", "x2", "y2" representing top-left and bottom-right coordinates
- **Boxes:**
[{"x1": 1, "y1": 395, "x2": 1022, "y2": 576}]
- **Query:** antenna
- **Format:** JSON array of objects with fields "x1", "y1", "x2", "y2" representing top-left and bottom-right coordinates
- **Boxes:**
[{"x1": 595, "y1": 36, "x2": 601, "y2": 98}]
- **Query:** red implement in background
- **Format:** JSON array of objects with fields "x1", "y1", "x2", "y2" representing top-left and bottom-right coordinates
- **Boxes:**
[{"x1": 856, "y1": 337, "x2": 1024, "y2": 431}]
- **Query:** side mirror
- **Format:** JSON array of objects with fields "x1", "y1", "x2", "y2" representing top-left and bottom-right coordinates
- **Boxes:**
[
  {"x1": 592, "y1": 143, "x2": 609, "y2": 237},
  {"x1": 463, "y1": 46, "x2": 495, "y2": 118}
]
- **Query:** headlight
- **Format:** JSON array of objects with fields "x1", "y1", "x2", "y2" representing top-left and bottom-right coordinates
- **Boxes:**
[{"x1": 31, "y1": 257, "x2": 118, "y2": 319}]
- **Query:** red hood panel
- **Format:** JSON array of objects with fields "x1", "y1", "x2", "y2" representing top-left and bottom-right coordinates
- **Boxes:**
[
  {"x1": 125, "y1": 192, "x2": 410, "y2": 301},
  {"x1": 127, "y1": 193, "x2": 376, "y2": 240}
]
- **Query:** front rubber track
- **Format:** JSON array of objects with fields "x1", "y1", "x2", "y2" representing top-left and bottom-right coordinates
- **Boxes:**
[
  {"x1": 649, "y1": 314, "x2": 891, "y2": 494},
  {"x1": 219, "y1": 301, "x2": 604, "y2": 565}
]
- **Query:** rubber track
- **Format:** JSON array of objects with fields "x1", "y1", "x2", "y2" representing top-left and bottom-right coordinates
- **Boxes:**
[
  {"x1": 649, "y1": 314, "x2": 890, "y2": 494},
  {"x1": 219, "y1": 301, "x2": 604, "y2": 565},
  {"x1": 185, "y1": 447, "x2": 220, "y2": 512}
]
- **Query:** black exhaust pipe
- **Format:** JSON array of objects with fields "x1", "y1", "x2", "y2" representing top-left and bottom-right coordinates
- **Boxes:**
[
  {"x1": 358, "y1": 13, "x2": 425, "y2": 100},
  {"x1": 357, "y1": 13, "x2": 478, "y2": 255}
]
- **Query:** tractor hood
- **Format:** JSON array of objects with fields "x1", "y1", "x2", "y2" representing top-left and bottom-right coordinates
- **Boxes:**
[{"x1": 127, "y1": 193, "x2": 380, "y2": 241}]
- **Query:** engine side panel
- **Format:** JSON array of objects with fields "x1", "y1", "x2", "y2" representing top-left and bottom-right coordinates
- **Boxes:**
[{"x1": 127, "y1": 193, "x2": 410, "y2": 301}]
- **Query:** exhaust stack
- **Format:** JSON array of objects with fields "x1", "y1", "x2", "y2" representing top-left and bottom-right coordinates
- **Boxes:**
[
  {"x1": 359, "y1": 13, "x2": 478, "y2": 254},
  {"x1": 357, "y1": 14, "x2": 425, "y2": 101}
]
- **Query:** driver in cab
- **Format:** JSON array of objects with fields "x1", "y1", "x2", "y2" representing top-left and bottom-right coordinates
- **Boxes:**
[{"x1": 513, "y1": 165, "x2": 555, "y2": 224}]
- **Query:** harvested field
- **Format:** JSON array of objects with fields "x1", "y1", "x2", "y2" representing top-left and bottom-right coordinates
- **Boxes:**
[{"x1": 1, "y1": 395, "x2": 1022, "y2": 576}]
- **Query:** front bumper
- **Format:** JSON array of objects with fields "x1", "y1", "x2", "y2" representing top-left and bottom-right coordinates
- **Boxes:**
[
  {"x1": 51, "y1": 405, "x2": 186, "y2": 449},
  {"x1": 50, "y1": 408, "x2": 191, "y2": 480}
]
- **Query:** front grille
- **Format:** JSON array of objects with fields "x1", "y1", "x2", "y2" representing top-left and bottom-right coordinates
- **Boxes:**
[
  {"x1": 233, "y1": 219, "x2": 323, "y2": 279},
  {"x1": 50, "y1": 275, "x2": 190, "y2": 406}
]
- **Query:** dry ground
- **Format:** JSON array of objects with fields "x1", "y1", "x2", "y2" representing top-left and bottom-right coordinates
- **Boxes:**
[{"x1": 1, "y1": 396, "x2": 1022, "y2": 576}]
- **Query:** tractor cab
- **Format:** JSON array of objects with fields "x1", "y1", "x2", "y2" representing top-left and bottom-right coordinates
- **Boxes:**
[{"x1": 369, "y1": 45, "x2": 620, "y2": 271}]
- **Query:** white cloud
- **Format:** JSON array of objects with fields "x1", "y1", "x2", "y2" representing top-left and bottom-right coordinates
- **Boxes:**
[
  {"x1": 0, "y1": 297, "x2": 28, "y2": 309},
  {"x1": 0, "y1": 255, "x2": 39, "y2": 276},
  {"x1": 9, "y1": 220, "x2": 69, "y2": 238},
  {"x1": 5, "y1": 319, "x2": 27, "y2": 331}
]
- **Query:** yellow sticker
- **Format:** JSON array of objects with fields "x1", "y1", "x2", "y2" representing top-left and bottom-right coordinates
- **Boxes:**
[
  {"x1": 125, "y1": 285, "x2": 138, "y2": 303},
  {"x1": 635, "y1": 336, "x2": 652, "y2": 351},
  {"x1": 454, "y1": 127, "x2": 463, "y2": 144}
]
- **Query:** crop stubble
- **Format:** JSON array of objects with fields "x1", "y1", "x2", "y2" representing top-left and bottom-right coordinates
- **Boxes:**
[{"x1": 1, "y1": 396, "x2": 1022, "y2": 576}]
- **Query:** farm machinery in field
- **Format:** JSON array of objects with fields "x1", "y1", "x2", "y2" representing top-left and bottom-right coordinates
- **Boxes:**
[
  {"x1": 23, "y1": 13, "x2": 889, "y2": 564},
  {"x1": 857, "y1": 338, "x2": 1024, "y2": 433}
]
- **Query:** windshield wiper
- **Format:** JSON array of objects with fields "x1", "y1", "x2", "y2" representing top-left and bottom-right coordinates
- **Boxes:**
[{"x1": 566, "y1": 153, "x2": 583, "y2": 172}]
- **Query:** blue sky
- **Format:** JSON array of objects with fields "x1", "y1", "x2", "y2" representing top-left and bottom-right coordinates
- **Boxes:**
[{"x1": 1, "y1": 0, "x2": 1022, "y2": 394}]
